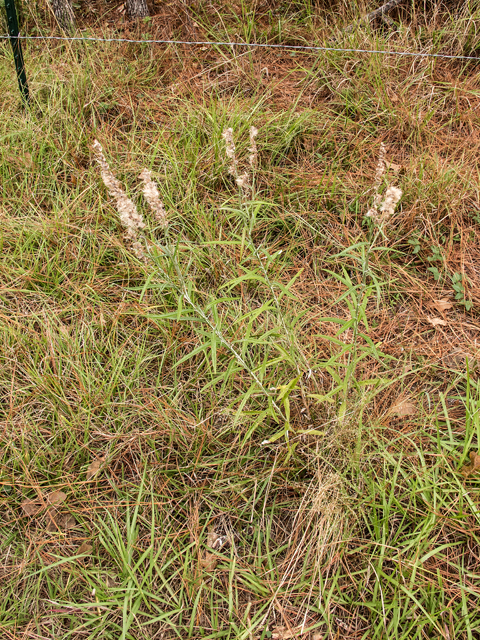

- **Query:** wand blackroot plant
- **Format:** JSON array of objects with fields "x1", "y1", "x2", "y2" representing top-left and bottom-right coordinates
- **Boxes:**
[
  {"x1": 323, "y1": 144, "x2": 403, "y2": 438},
  {"x1": 92, "y1": 137, "x2": 283, "y2": 419},
  {"x1": 221, "y1": 126, "x2": 315, "y2": 450}
]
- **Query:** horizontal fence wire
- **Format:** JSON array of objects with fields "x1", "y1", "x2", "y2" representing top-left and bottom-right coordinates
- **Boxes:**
[{"x1": 0, "y1": 33, "x2": 479, "y2": 61}]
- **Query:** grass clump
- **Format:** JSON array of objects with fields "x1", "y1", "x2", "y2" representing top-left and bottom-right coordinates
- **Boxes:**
[{"x1": 1, "y1": 1, "x2": 480, "y2": 638}]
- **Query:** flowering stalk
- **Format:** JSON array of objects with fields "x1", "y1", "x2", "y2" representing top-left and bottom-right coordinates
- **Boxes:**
[
  {"x1": 379, "y1": 186, "x2": 402, "y2": 221},
  {"x1": 248, "y1": 126, "x2": 259, "y2": 168},
  {"x1": 92, "y1": 140, "x2": 145, "y2": 258},
  {"x1": 222, "y1": 128, "x2": 238, "y2": 177},
  {"x1": 139, "y1": 169, "x2": 168, "y2": 228},
  {"x1": 221, "y1": 125, "x2": 311, "y2": 424},
  {"x1": 366, "y1": 143, "x2": 402, "y2": 223}
]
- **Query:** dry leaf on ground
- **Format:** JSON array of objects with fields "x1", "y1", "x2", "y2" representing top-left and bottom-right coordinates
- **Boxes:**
[
  {"x1": 390, "y1": 398, "x2": 417, "y2": 417},
  {"x1": 76, "y1": 542, "x2": 93, "y2": 556},
  {"x1": 21, "y1": 499, "x2": 40, "y2": 516},
  {"x1": 200, "y1": 552, "x2": 218, "y2": 571},
  {"x1": 426, "y1": 316, "x2": 448, "y2": 327},
  {"x1": 432, "y1": 299, "x2": 453, "y2": 313},
  {"x1": 86, "y1": 458, "x2": 104, "y2": 481},
  {"x1": 46, "y1": 490, "x2": 67, "y2": 506},
  {"x1": 46, "y1": 509, "x2": 76, "y2": 532},
  {"x1": 60, "y1": 514, "x2": 76, "y2": 529},
  {"x1": 461, "y1": 451, "x2": 480, "y2": 477}
]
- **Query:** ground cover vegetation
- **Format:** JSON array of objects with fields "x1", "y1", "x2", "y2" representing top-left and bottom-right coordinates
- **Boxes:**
[{"x1": 1, "y1": 0, "x2": 480, "y2": 638}]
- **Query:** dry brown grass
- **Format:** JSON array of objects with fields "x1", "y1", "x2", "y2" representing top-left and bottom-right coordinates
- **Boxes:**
[{"x1": 1, "y1": 0, "x2": 480, "y2": 637}]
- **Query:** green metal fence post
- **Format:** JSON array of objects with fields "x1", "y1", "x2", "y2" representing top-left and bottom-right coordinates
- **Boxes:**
[{"x1": 4, "y1": 0, "x2": 30, "y2": 105}]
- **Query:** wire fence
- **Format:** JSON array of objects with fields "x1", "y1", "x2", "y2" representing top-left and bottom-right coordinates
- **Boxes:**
[
  {"x1": 1, "y1": 32, "x2": 480, "y2": 61},
  {"x1": 2, "y1": 0, "x2": 480, "y2": 109}
]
